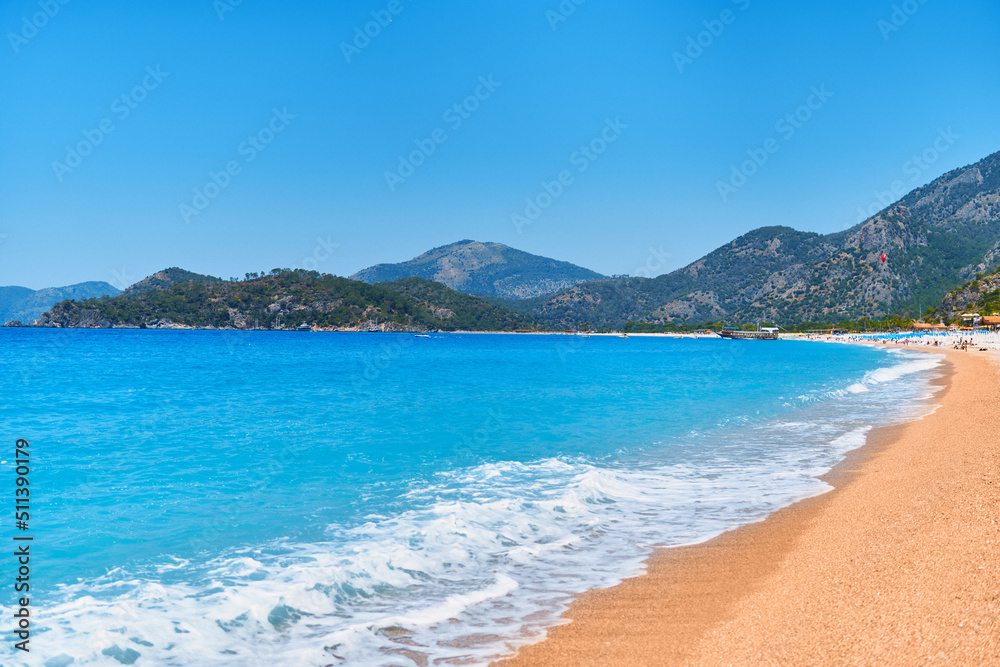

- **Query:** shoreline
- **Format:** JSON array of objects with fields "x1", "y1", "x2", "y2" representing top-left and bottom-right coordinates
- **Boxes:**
[
  {"x1": 6, "y1": 326, "x2": 712, "y2": 335},
  {"x1": 496, "y1": 345, "x2": 999, "y2": 665},
  {"x1": 10, "y1": 326, "x2": 998, "y2": 348}
]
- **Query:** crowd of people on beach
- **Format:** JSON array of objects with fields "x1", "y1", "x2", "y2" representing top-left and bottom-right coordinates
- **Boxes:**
[{"x1": 825, "y1": 330, "x2": 1000, "y2": 351}]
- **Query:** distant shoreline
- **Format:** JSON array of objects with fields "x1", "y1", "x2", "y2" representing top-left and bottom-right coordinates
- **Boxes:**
[{"x1": 6, "y1": 325, "x2": 720, "y2": 336}]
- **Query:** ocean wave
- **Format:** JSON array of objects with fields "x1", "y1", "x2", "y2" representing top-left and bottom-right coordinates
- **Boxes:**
[
  {"x1": 27, "y1": 448, "x2": 850, "y2": 666},
  {"x1": 798, "y1": 350, "x2": 943, "y2": 405},
  {"x1": 15, "y1": 347, "x2": 944, "y2": 667}
]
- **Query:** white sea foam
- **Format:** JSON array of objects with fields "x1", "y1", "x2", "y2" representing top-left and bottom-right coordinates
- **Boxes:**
[
  {"x1": 801, "y1": 350, "x2": 943, "y2": 405},
  {"x1": 23, "y1": 455, "x2": 866, "y2": 665},
  {"x1": 19, "y1": 349, "x2": 944, "y2": 667}
]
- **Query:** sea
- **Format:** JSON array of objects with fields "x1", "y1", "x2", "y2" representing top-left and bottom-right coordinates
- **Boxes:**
[{"x1": 0, "y1": 329, "x2": 943, "y2": 666}]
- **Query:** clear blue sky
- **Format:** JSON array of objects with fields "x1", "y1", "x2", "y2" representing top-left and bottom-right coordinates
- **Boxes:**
[{"x1": 2, "y1": 0, "x2": 999, "y2": 289}]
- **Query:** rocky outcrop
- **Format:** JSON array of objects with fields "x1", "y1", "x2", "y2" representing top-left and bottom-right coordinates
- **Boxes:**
[
  {"x1": 144, "y1": 319, "x2": 195, "y2": 329},
  {"x1": 35, "y1": 309, "x2": 106, "y2": 328},
  {"x1": 935, "y1": 268, "x2": 1000, "y2": 319}
]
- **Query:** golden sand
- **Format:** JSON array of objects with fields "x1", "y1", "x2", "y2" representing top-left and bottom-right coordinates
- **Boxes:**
[{"x1": 496, "y1": 348, "x2": 999, "y2": 666}]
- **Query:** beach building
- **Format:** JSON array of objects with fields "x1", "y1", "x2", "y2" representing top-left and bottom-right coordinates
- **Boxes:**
[
  {"x1": 960, "y1": 313, "x2": 1000, "y2": 329},
  {"x1": 960, "y1": 313, "x2": 980, "y2": 326},
  {"x1": 911, "y1": 322, "x2": 948, "y2": 332}
]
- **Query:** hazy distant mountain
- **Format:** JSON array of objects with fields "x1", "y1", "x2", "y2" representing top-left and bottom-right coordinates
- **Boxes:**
[
  {"x1": 527, "y1": 149, "x2": 1000, "y2": 327},
  {"x1": 351, "y1": 240, "x2": 606, "y2": 300},
  {"x1": 119, "y1": 267, "x2": 224, "y2": 297},
  {"x1": 0, "y1": 286, "x2": 34, "y2": 322},
  {"x1": 0, "y1": 282, "x2": 120, "y2": 324}
]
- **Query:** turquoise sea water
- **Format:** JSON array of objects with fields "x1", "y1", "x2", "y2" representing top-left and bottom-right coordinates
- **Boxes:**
[{"x1": 0, "y1": 330, "x2": 942, "y2": 666}]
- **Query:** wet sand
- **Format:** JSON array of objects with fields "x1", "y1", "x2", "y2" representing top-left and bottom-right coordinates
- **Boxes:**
[{"x1": 496, "y1": 348, "x2": 999, "y2": 666}]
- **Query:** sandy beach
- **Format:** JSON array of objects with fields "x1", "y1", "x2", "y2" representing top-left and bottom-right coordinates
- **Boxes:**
[{"x1": 497, "y1": 347, "x2": 999, "y2": 666}]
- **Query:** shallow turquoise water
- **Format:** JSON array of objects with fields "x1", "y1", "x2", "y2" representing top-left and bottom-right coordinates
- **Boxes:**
[{"x1": 0, "y1": 330, "x2": 941, "y2": 665}]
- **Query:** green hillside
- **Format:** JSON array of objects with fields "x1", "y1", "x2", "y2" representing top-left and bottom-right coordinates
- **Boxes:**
[
  {"x1": 382, "y1": 277, "x2": 537, "y2": 330},
  {"x1": 119, "y1": 267, "x2": 224, "y2": 297},
  {"x1": 37, "y1": 270, "x2": 540, "y2": 332}
]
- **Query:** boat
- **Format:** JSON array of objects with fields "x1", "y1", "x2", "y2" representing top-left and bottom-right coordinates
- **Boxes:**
[
  {"x1": 618, "y1": 332, "x2": 629, "y2": 338},
  {"x1": 718, "y1": 326, "x2": 779, "y2": 340},
  {"x1": 414, "y1": 334, "x2": 430, "y2": 338},
  {"x1": 296, "y1": 322, "x2": 312, "y2": 332}
]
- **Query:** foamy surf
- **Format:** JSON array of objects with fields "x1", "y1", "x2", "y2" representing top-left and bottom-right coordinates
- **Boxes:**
[
  {"x1": 34, "y1": 431, "x2": 933, "y2": 664},
  {"x1": 0, "y1": 333, "x2": 943, "y2": 666},
  {"x1": 35, "y1": 456, "x2": 842, "y2": 665}
]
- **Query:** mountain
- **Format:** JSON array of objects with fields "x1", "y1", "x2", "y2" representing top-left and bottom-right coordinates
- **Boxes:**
[
  {"x1": 527, "y1": 150, "x2": 1000, "y2": 328},
  {"x1": 0, "y1": 282, "x2": 120, "y2": 325},
  {"x1": 34, "y1": 269, "x2": 538, "y2": 332},
  {"x1": 119, "y1": 267, "x2": 224, "y2": 297},
  {"x1": 351, "y1": 240, "x2": 606, "y2": 300}
]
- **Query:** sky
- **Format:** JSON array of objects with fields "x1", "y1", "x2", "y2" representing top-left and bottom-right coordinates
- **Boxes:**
[{"x1": 2, "y1": 0, "x2": 999, "y2": 290}]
